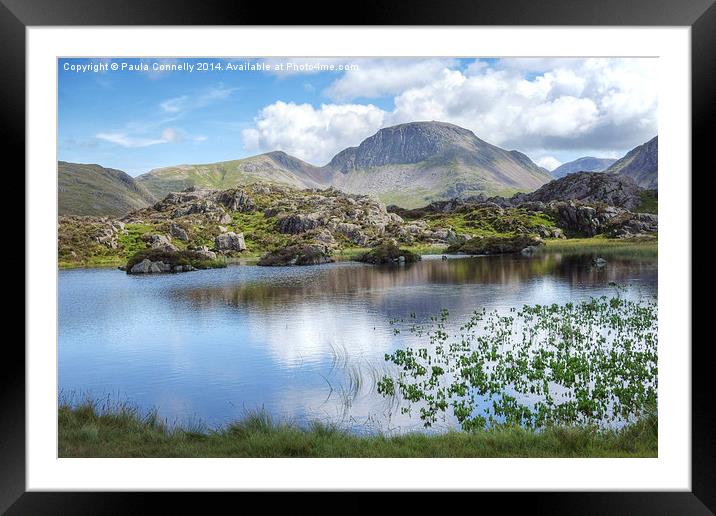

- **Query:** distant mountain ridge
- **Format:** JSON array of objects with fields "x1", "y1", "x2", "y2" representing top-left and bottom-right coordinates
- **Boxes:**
[
  {"x1": 58, "y1": 122, "x2": 656, "y2": 215},
  {"x1": 551, "y1": 157, "x2": 616, "y2": 179},
  {"x1": 136, "y1": 151, "x2": 331, "y2": 201},
  {"x1": 606, "y1": 136, "x2": 657, "y2": 189},
  {"x1": 58, "y1": 161, "x2": 157, "y2": 217}
]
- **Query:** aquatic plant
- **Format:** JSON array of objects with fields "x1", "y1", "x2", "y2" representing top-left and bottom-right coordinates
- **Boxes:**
[{"x1": 377, "y1": 295, "x2": 657, "y2": 431}]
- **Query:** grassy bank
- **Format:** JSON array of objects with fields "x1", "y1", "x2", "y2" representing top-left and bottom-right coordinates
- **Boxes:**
[
  {"x1": 59, "y1": 402, "x2": 657, "y2": 458},
  {"x1": 543, "y1": 236, "x2": 657, "y2": 258}
]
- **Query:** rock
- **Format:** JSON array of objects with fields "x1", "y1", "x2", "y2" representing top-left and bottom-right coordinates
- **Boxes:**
[
  {"x1": 276, "y1": 213, "x2": 322, "y2": 234},
  {"x1": 146, "y1": 234, "x2": 178, "y2": 252},
  {"x1": 218, "y1": 190, "x2": 254, "y2": 212},
  {"x1": 388, "y1": 213, "x2": 404, "y2": 224},
  {"x1": 447, "y1": 235, "x2": 544, "y2": 255},
  {"x1": 523, "y1": 172, "x2": 643, "y2": 210},
  {"x1": 356, "y1": 241, "x2": 421, "y2": 265},
  {"x1": 150, "y1": 261, "x2": 172, "y2": 273},
  {"x1": 130, "y1": 259, "x2": 152, "y2": 274},
  {"x1": 214, "y1": 232, "x2": 246, "y2": 252},
  {"x1": 169, "y1": 224, "x2": 189, "y2": 241},
  {"x1": 219, "y1": 212, "x2": 233, "y2": 224},
  {"x1": 193, "y1": 246, "x2": 217, "y2": 260},
  {"x1": 431, "y1": 228, "x2": 459, "y2": 244},
  {"x1": 335, "y1": 223, "x2": 370, "y2": 246},
  {"x1": 257, "y1": 244, "x2": 334, "y2": 266},
  {"x1": 592, "y1": 257, "x2": 608, "y2": 268},
  {"x1": 521, "y1": 246, "x2": 538, "y2": 256}
]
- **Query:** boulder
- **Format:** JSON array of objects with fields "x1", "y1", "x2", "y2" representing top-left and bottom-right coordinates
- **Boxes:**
[
  {"x1": 335, "y1": 223, "x2": 370, "y2": 246},
  {"x1": 146, "y1": 234, "x2": 178, "y2": 252},
  {"x1": 130, "y1": 259, "x2": 152, "y2": 274},
  {"x1": 169, "y1": 224, "x2": 189, "y2": 241},
  {"x1": 592, "y1": 257, "x2": 608, "y2": 268},
  {"x1": 193, "y1": 246, "x2": 217, "y2": 260},
  {"x1": 276, "y1": 213, "x2": 322, "y2": 234},
  {"x1": 218, "y1": 190, "x2": 254, "y2": 212},
  {"x1": 214, "y1": 232, "x2": 246, "y2": 252}
]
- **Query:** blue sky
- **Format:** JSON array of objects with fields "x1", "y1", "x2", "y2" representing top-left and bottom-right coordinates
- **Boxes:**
[{"x1": 58, "y1": 57, "x2": 658, "y2": 176}]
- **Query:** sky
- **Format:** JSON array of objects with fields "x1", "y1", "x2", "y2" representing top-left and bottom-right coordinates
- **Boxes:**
[{"x1": 58, "y1": 57, "x2": 658, "y2": 176}]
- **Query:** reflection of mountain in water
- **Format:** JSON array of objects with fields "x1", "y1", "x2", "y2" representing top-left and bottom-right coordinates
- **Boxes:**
[{"x1": 181, "y1": 254, "x2": 657, "y2": 310}]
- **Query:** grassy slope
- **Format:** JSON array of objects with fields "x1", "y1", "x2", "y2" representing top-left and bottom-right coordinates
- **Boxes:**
[
  {"x1": 136, "y1": 155, "x2": 324, "y2": 200},
  {"x1": 59, "y1": 162, "x2": 156, "y2": 217},
  {"x1": 59, "y1": 402, "x2": 657, "y2": 458}
]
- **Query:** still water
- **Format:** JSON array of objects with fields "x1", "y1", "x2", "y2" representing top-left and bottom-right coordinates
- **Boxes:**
[{"x1": 59, "y1": 251, "x2": 657, "y2": 433}]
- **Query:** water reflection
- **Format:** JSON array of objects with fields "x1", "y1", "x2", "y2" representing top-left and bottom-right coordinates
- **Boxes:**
[
  {"x1": 182, "y1": 254, "x2": 656, "y2": 311},
  {"x1": 58, "y1": 252, "x2": 657, "y2": 432}
]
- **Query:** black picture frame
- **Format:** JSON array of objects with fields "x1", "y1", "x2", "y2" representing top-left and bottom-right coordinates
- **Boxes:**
[{"x1": 5, "y1": 0, "x2": 711, "y2": 511}]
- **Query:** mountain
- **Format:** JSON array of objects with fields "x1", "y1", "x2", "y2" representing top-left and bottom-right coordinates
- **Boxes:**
[
  {"x1": 550, "y1": 157, "x2": 616, "y2": 179},
  {"x1": 606, "y1": 136, "x2": 658, "y2": 189},
  {"x1": 136, "y1": 151, "x2": 331, "y2": 200},
  {"x1": 58, "y1": 161, "x2": 157, "y2": 217},
  {"x1": 62, "y1": 121, "x2": 557, "y2": 214},
  {"x1": 326, "y1": 121, "x2": 553, "y2": 207}
]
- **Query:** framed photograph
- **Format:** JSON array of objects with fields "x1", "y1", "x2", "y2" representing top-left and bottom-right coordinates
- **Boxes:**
[{"x1": 7, "y1": 0, "x2": 711, "y2": 510}]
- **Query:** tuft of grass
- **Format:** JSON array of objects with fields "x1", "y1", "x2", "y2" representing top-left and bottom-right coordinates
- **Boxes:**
[{"x1": 58, "y1": 401, "x2": 657, "y2": 458}]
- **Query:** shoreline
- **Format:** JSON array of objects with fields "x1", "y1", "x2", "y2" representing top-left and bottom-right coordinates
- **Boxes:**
[
  {"x1": 57, "y1": 238, "x2": 656, "y2": 270},
  {"x1": 59, "y1": 401, "x2": 657, "y2": 458}
]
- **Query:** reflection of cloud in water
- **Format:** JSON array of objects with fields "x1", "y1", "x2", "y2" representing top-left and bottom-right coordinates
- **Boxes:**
[{"x1": 242, "y1": 302, "x2": 395, "y2": 367}]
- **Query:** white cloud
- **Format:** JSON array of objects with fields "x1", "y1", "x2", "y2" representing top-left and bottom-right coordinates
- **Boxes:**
[
  {"x1": 324, "y1": 58, "x2": 457, "y2": 100},
  {"x1": 241, "y1": 101, "x2": 386, "y2": 165},
  {"x1": 535, "y1": 156, "x2": 562, "y2": 171},
  {"x1": 97, "y1": 127, "x2": 205, "y2": 148},
  {"x1": 96, "y1": 132, "x2": 166, "y2": 148},
  {"x1": 160, "y1": 85, "x2": 236, "y2": 114},
  {"x1": 241, "y1": 58, "x2": 658, "y2": 164}
]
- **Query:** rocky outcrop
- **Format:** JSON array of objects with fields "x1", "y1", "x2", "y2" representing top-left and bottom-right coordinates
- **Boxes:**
[
  {"x1": 129, "y1": 259, "x2": 193, "y2": 274},
  {"x1": 356, "y1": 241, "x2": 421, "y2": 265},
  {"x1": 144, "y1": 233, "x2": 178, "y2": 252},
  {"x1": 447, "y1": 235, "x2": 544, "y2": 255},
  {"x1": 276, "y1": 213, "x2": 322, "y2": 234},
  {"x1": 517, "y1": 172, "x2": 643, "y2": 210},
  {"x1": 544, "y1": 201, "x2": 657, "y2": 238},
  {"x1": 125, "y1": 248, "x2": 223, "y2": 274},
  {"x1": 257, "y1": 244, "x2": 334, "y2": 266},
  {"x1": 214, "y1": 232, "x2": 246, "y2": 252}
]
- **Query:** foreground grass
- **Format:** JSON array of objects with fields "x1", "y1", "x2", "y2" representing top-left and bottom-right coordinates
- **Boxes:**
[{"x1": 59, "y1": 402, "x2": 657, "y2": 458}]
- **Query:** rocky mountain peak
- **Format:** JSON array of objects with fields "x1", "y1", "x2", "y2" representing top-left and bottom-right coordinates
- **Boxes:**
[{"x1": 326, "y1": 121, "x2": 482, "y2": 172}]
